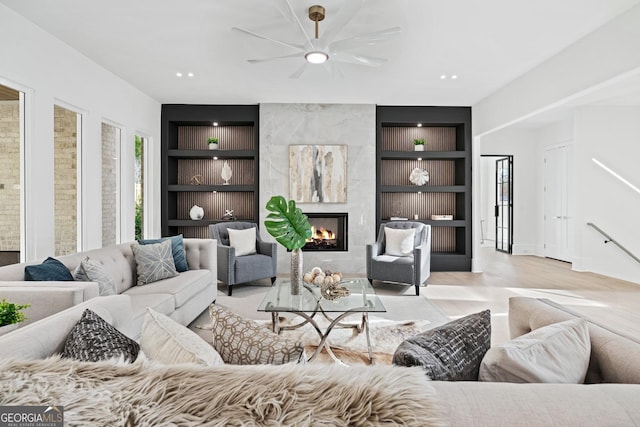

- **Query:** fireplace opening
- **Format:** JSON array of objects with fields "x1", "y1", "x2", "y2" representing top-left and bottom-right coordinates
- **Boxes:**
[{"x1": 303, "y1": 213, "x2": 348, "y2": 251}]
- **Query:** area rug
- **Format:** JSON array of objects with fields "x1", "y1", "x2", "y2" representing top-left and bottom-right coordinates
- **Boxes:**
[{"x1": 197, "y1": 316, "x2": 433, "y2": 365}]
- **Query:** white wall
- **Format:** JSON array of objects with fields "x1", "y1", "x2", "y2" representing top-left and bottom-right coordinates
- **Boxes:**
[
  {"x1": 473, "y1": 3, "x2": 640, "y2": 136},
  {"x1": 259, "y1": 103, "x2": 376, "y2": 275},
  {"x1": 0, "y1": 4, "x2": 161, "y2": 260},
  {"x1": 573, "y1": 106, "x2": 640, "y2": 283},
  {"x1": 480, "y1": 128, "x2": 540, "y2": 255}
]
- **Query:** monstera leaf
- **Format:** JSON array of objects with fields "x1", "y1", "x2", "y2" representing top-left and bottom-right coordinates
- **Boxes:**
[{"x1": 264, "y1": 196, "x2": 312, "y2": 250}]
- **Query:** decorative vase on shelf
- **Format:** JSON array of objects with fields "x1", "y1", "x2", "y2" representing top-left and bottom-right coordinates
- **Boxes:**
[
  {"x1": 189, "y1": 205, "x2": 204, "y2": 220},
  {"x1": 290, "y1": 248, "x2": 303, "y2": 295},
  {"x1": 221, "y1": 161, "x2": 232, "y2": 185}
]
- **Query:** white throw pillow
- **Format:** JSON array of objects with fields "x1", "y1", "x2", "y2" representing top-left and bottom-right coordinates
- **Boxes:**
[
  {"x1": 228, "y1": 227, "x2": 257, "y2": 256},
  {"x1": 384, "y1": 227, "x2": 416, "y2": 257},
  {"x1": 479, "y1": 318, "x2": 590, "y2": 383},
  {"x1": 139, "y1": 308, "x2": 224, "y2": 366}
]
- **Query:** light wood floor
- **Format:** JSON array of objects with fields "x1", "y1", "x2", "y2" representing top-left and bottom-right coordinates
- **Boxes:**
[{"x1": 426, "y1": 247, "x2": 640, "y2": 345}]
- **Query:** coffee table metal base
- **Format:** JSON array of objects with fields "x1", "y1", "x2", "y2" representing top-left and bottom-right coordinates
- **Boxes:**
[{"x1": 271, "y1": 309, "x2": 374, "y2": 365}]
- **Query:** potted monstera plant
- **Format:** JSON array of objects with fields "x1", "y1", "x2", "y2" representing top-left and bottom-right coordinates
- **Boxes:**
[
  {"x1": 264, "y1": 195, "x2": 312, "y2": 295},
  {"x1": 0, "y1": 298, "x2": 30, "y2": 336}
]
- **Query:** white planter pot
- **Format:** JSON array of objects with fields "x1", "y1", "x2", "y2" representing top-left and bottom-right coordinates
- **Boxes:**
[
  {"x1": 414, "y1": 145, "x2": 424, "y2": 151},
  {"x1": 208, "y1": 143, "x2": 219, "y2": 150}
]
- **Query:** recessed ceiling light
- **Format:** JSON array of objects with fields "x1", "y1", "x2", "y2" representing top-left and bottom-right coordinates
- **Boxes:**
[
  {"x1": 417, "y1": 123, "x2": 422, "y2": 127},
  {"x1": 213, "y1": 122, "x2": 219, "y2": 126},
  {"x1": 451, "y1": 75, "x2": 458, "y2": 80},
  {"x1": 176, "y1": 72, "x2": 183, "y2": 77},
  {"x1": 440, "y1": 75, "x2": 447, "y2": 79},
  {"x1": 188, "y1": 72, "x2": 194, "y2": 78},
  {"x1": 417, "y1": 158, "x2": 422, "y2": 161},
  {"x1": 213, "y1": 157, "x2": 218, "y2": 160}
]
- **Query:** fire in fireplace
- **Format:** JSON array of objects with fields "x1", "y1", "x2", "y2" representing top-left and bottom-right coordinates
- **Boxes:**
[{"x1": 303, "y1": 213, "x2": 348, "y2": 251}]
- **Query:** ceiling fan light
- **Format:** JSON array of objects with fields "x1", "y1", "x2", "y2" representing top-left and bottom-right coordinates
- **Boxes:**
[{"x1": 305, "y1": 51, "x2": 329, "y2": 64}]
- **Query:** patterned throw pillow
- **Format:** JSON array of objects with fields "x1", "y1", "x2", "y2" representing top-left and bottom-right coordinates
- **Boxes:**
[
  {"x1": 73, "y1": 257, "x2": 117, "y2": 296},
  {"x1": 393, "y1": 310, "x2": 491, "y2": 381},
  {"x1": 61, "y1": 309, "x2": 139, "y2": 363},
  {"x1": 209, "y1": 304, "x2": 305, "y2": 365},
  {"x1": 24, "y1": 257, "x2": 74, "y2": 281},
  {"x1": 140, "y1": 308, "x2": 224, "y2": 366},
  {"x1": 130, "y1": 240, "x2": 179, "y2": 286},
  {"x1": 139, "y1": 234, "x2": 189, "y2": 272}
]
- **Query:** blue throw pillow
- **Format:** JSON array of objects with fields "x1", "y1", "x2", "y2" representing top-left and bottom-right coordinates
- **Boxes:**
[
  {"x1": 139, "y1": 234, "x2": 189, "y2": 272},
  {"x1": 24, "y1": 257, "x2": 74, "y2": 281}
]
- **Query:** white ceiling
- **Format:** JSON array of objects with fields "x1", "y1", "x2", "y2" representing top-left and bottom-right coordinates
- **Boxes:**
[{"x1": 2, "y1": 0, "x2": 640, "y2": 109}]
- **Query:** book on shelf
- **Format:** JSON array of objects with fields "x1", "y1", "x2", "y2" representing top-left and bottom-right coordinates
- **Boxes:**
[
  {"x1": 389, "y1": 216, "x2": 409, "y2": 221},
  {"x1": 431, "y1": 214, "x2": 453, "y2": 220}
]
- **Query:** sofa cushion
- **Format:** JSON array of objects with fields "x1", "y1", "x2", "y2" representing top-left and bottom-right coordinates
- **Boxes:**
[
  {"x1": 209, "y1": 304, "x2": 305, "y2": 365},
  {"x1": 479, "y1": 318, "x2": 590, "y2": 383},
  {"x1": 131, "y1": 240, "x2": 178, "y2": 285},
  {"x1": 139, "y1": 234, "x2": 189, "y2": 272},
  {"x1": 24, "y1": 257, "x2": 74, "y2": 282},
  {"x1": 61, "y1": 309, "x2": 139, "y2": 363},
  {"x1": 73, "y1": 257, "x2": 117, "y2": 296},
  {"x1": 393, "y1": 310, "x2": 491, "y2": 381},
  {"x1": 234, "y1": 254, "x2": 274, "y2": 284},
  {"x1": 123, "y1": 269, "x2": 210, "y2": 309},
  {"x1": 140, "y1": 308, "x2": 224, "y2": 366},
  {"x1": 384, "y1": 227, "x2": 416, "y2": 256},
  {"x1": 228, "y1": 227, "x2": 257, "y2": 257}
]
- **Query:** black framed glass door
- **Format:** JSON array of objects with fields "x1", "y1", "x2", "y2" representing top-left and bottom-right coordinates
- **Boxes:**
[{"x1": 495, "y1": 156, "x2": 513, "y2": 254}]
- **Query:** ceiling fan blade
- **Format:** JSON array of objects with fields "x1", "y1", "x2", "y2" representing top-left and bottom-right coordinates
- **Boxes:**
[
  {"x1": 331, "y1": 52, "x2": 387, "y2": 67},
  {"x1": 323, "y1": 61, "x2": 344, "y2": 80},
  {"x1": 248, "y1": 53, "x2": 302, "y2": 64},
  {"x1": 289, "y1": 63, "x2": 308, "y2": 79},
  {"x1": 280, "y1": 0, "x2": 314, "y2": 50},
  {"x1": 329, "y1": 27, "x2": 402, "y2": 52},
  {"x1": 321, "y1": 0, "x2": 365, "y2": 46},
  {"x1": 232, "y1": 27, "x2": 305, "y2": 51}
]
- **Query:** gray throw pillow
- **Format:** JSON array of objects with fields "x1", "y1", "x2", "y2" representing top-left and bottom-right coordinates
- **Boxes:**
[
  {"x1": 392, "y1": 309, "x2": 491, "y2": 381},
  {"x1": 73, "y1": 257, "x2": 117, "y2": 296},
  {"x1": 131, "y1": 239, "x2": 178, "y2": 286},
  {"x1": 61, "y1": 309, "x2": 139, "y2": 363}
]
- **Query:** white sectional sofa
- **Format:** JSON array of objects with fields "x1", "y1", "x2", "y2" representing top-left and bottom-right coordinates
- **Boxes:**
[
  {"x1": 0, "y1": 238, "x2": 217, "y2": 337},
  {"x1": 0, "y1": 295, "x2": 638, "y2": 425}
]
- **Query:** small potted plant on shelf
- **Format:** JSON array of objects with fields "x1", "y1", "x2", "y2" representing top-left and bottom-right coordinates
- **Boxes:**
[
  {"x1": 207, "y1": 137, "x2": 219, "y2": 150},
  {"x1": 413, "y1": 138, "x2": 425, "y2": 151},
  {"x1": 0, "y1": 298, "x2": 30, "y2": 336}
]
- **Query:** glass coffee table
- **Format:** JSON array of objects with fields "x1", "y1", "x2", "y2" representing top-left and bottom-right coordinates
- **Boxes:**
[{"x1": 257, "y1": 278, "x2": 386, "y2": 364}]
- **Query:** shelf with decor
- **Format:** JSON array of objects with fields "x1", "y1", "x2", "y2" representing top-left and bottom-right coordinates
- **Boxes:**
[
  {"x1": 376, "y1": 106, "x2": 472, "y2": 271},
  {"x1": 162, "y1": 104, "x2": 259, "y2": 239}
]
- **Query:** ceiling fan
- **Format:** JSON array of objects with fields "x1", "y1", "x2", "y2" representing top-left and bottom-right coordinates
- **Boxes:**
[{"x1": 232, "y1": 0, "x2": 401, "y2": 79}]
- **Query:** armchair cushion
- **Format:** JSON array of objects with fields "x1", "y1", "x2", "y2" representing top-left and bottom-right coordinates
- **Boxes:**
[
  {"x1": 228, "y1": 227, "x2": 257, "y2": 256},
  {"x1": 234, "y1": 254, "x2": 275, "y2": 284},
  {"x1": 384, "y1": 227, "x2": 416, "y2": 256}
]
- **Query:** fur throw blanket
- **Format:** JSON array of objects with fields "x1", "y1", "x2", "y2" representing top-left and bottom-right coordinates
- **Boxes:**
[{"x1": 0, "y1": 357, "x2": 445, "y2": 426}]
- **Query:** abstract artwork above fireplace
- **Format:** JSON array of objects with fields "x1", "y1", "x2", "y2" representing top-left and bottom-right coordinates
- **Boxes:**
[{"x1": 289, "y1": 145, "x2": 347, "y2": 203}]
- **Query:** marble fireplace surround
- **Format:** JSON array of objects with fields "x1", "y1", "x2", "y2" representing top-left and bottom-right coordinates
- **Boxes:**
[{"x1": 259, "y1": 103, "x2": 376, "y2": 275}]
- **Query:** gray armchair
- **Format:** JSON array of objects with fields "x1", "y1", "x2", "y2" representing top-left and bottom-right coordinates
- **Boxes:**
[
  {"x1": 209, "y1": 222, "x2": 277, "y2": 296},
  {"x1": 366, "y1": 221, "x2": 431, "y2": 295}
]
